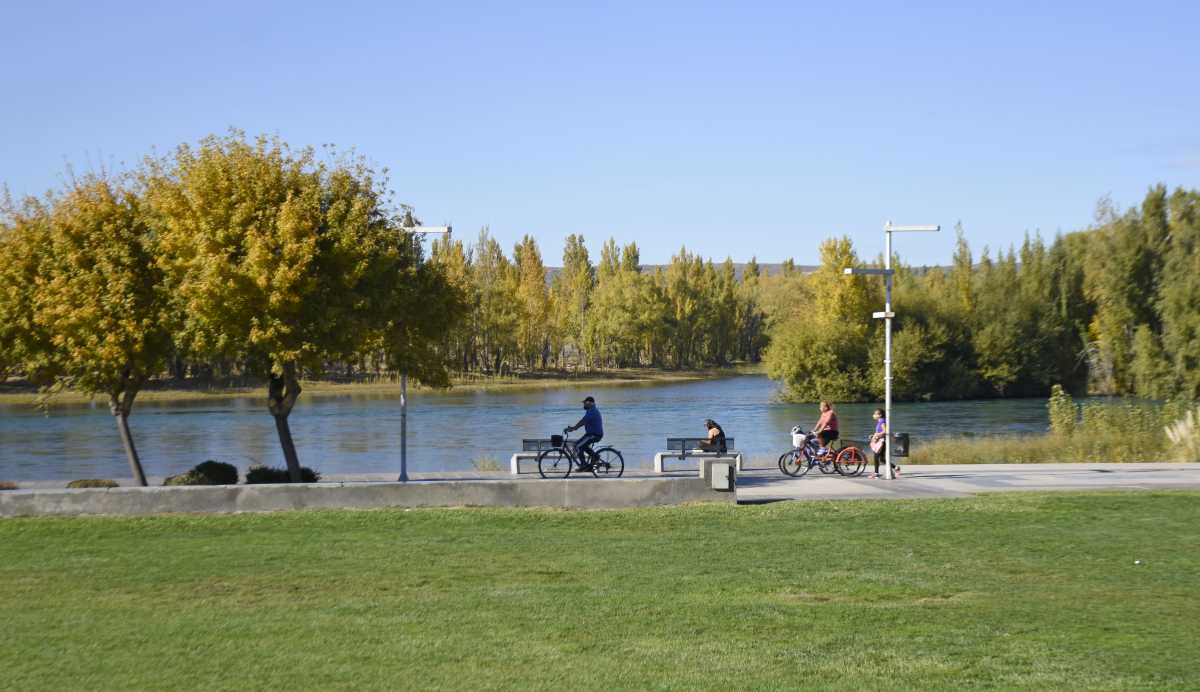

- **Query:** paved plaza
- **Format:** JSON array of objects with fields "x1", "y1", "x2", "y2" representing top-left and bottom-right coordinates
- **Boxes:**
[
  {"x1": 8, "y1": 463, "x2": 1200, "y2": 511},
  {"x1": 733, "y1": 462, "x2": 1200, "y2": 503}
]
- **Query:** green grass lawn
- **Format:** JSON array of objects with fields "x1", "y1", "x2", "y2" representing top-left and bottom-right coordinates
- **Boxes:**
[{"x1": 2, "y1": 492, "x2": 1197, "y2": 690}]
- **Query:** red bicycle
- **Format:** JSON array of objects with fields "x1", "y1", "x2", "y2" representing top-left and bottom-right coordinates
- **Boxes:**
[{"x1": 779, "y1": 432, "x2": 867, "y2": 477}]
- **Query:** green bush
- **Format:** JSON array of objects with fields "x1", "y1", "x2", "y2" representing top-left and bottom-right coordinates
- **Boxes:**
[
  {"x1": 66, "y1": 479, "x2": 119, "y2": 489},
  {"x1": 163, "y1": 460, "x2": 239, "y2": 486},
  {"x1": 194, "y1": 460, "x2": 239, "y2": 484},
  {"x1": 245, "y1": 465, "x2": 321, "y2": 484}
]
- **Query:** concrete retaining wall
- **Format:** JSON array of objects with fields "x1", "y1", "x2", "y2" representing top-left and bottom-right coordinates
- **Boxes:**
[{"x1": 0, "y1": 477, "x2": 731, "y2": 518}]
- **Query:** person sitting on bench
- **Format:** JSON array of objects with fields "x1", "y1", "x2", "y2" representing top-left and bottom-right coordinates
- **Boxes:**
[{"x1": 699, "y1": 418, "x2": 727, "y2": 454}]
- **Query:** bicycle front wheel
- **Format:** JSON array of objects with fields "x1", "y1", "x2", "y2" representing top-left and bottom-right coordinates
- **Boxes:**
[
  {"x1": 591, "y1": 447, "x2": 624, "y2": 478},
  {"x1": 835, "y1": 447, "x2": 866, "y2": 477},
  {"x1": 780, "y1": 449, "x2": 810, "y2": 477},
  {"x1": 537, "y1": 448, "x2": 573, "y2": 479}
]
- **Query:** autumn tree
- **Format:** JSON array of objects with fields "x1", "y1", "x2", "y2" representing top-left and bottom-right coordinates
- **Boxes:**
[
  {"x1": 471, "y1": 228, "x2": 519, "y2": 374},
  {"x1": 1, "y1": 174, "x2": 172, "y2": 485},
  {"x1": 513, "y1": 235, "x2": 550, "y2": 369},
  {"x1": 429, "y1": 235, "x2": 477, "y2": 372},
  {"x1": 765, "y1": 237, "x2": 877, "y2": 401},
  {"x1": 1159, "y1": 188, "x2": 1200, "y2": 398},
  {"x1": 146, "y1": 132, "x2": 433, "y2": 481},
  {"x1": 0, "y1": 194, "x2": 49, "y2": 384},
  {"x1": 550, "y1": 235, "x2": 594, "y2": 369}
]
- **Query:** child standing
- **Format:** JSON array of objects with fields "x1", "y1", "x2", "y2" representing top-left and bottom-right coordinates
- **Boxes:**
[{"x1": 869, "y1": 408, "x2": 900, "y2": 479}]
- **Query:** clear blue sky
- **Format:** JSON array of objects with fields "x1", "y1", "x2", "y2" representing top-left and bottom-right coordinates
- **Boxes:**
[{"x1": 3, "y1": 1, "x2": 1198, "y2": 265}]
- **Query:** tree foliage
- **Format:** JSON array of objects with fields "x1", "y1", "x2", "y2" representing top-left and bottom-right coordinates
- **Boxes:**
[
  {"x1": 1, "y1": 174, "x2": 172, "y2": 484},
  {"x1": 141, "y1": 131, "x2": 463, "y2": 479},
  {"x1": 763, "y1": 185, "x2": 1199, "y2": 402}
]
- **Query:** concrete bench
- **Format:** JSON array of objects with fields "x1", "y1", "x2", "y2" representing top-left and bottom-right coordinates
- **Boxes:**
[
  {"x1": 510, "y1": 438, "x2": 555, "y2": 474},
  {"x1": 654, "y1": 437, "x2": 743, "y2": 473}
]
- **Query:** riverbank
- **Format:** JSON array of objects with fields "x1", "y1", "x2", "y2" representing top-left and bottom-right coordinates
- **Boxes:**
[
  {"x1": 0, "y1": 365, "x2": 759, "y2": 407},
  {"x1": 906, "y1": 427, "x2": 1188, "y2": 464},
  {"x1": 2, "y1": 492, "x2": 1196, "y2": 689}
]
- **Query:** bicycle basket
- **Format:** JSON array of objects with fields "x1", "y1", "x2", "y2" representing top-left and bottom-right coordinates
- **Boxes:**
[{"x1": 550, "y1": 434, "x2": 564, "y2": 447}]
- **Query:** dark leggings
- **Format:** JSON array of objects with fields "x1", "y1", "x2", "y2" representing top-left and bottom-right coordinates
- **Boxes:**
[{"x1": 873, "y1": 443, "x2": 899, "y2": 474}]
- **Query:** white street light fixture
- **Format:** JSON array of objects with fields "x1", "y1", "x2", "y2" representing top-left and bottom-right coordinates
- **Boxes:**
[
  {"x1": 397, "y1": 224, "x2": 452, "y2": 482},
  {"x1": 845, "y1": 221, "x2": 939, "y2": 480}
]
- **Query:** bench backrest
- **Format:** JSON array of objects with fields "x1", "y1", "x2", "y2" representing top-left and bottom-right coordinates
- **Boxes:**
[
  {"x1": 666, "y1": 437, "x2": 734, "y2": 450},
  {"x1": 521, "y1": 438, "x2": 555, "y2": 452}
]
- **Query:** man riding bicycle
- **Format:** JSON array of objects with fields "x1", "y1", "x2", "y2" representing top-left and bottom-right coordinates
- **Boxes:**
[{"x1": 565, "y1": 396, "x2": 603, "y2": 469}]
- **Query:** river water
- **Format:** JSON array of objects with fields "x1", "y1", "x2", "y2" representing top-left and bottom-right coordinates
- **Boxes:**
[{"x1": 0, "y1": 375, "x2": 1058, "y2": 481}]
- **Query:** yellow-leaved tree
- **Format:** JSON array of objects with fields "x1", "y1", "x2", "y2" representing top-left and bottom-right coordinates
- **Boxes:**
[
  {"x1": 1, "y1": 174, "x2": 172, "y2": 485},
  {"x1": 764, "y1": 236, "x2": 879, "y2": 401},
  {"x1": 146, "y1": 131, "x2": 463, "y2": 481}
]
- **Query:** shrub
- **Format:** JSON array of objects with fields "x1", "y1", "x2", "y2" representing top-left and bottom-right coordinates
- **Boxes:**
[
  {"x1": 245, "y1": 465, "x2": 321, "y2": 484},
  {"x1": 194, "y1": 460, "x2": 239, "y2": 484},
  {"x1": 1165, "y1": 406, "x2": 1200, "y2": 462},
  {"x1": 163, "y1": 471, "x2": 202, "y2": 486},
  {"x1": 471, "y1": 456, "x2": 502, "y2": 472},
  {"x1": 0, "y1": 481, "x2": 18, "y2": 491},
  {"x1": 163, "y1": 460, "x2": 239, "y2": 486},
  {"x1": 1047, "y1": 385, "x2": 1076, "y2": 436},
  {"x1": 66, "y1": 479, "x2": 119, "y2": 489}
]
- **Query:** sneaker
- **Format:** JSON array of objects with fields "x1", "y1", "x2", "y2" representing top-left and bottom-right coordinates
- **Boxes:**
[
  {"x1": 868, "y1": 474, "x2": 879, "y2": 480},
  {"x1": 817, "y1": 447, "x2": 828, "y2": 456},
  {"x1": 894, "y1": 467, "x2": 901, "y2": 477}
]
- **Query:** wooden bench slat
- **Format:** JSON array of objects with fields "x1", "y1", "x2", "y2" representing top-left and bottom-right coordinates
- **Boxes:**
[
  {"x1": 665, "y1": 436, "x2": 735, "y2": 458},
  {"x1": 666, "y1": 437, "x2": 734, "y2": 446}
]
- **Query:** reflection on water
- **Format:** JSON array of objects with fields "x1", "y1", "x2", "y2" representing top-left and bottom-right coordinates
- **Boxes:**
[{"x1": 0, "y1": 376, "x2": 1058, "y2": 481}]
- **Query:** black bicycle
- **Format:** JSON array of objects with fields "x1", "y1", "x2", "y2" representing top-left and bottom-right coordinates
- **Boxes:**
[{"x1": 537, "y1": 430, "x2": 625, "y2": 479}]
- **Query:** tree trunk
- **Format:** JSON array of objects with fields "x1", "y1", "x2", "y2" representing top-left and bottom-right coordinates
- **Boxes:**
[
  {"x1": 109, "y1": 375, "x2": 147, "y2": 487},
  {"x1": 273, "y1": 413, "x2": 302, "y2": 481},
  {"x1": 268, "y1": 362, "x2": 304, "y2": 482},
  {"x1": 113, "y1": 412, "x2": 147, "y2": 486}
]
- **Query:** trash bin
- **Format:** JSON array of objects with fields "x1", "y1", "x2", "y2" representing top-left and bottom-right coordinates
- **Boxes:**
[{"x1": 891, "y1": 433, "x2": 910, "y2": 458}]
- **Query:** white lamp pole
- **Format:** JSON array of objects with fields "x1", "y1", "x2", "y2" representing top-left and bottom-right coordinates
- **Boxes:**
[
  {"x1": 397, "y1": 224, "x2": 451, "y2": 482},
  {"x1": 845, "y1": 221, "x2": 938, "y2": 479}
]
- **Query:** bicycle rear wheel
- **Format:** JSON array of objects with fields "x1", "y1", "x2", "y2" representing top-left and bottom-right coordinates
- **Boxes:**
[
  {"x1": 537, "y1": 448, "x2": 573, "y2": 479},
  {"x1": 591, "y1": 447, "x2": 624, "y2": 478},
  {"x1": 780, "y1": 449, "x2": 810, "y2": 477},
  {"x1": 835, "y1": 447, "x2": 866, "y2": 477}
]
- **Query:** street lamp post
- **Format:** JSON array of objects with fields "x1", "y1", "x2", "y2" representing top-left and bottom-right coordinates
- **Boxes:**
[
  {"x1": 397, "y1": 224, "x2": 451, "y2": 482},
  {"x1": 844, "y1": 221, "x2": 939, "y2": 480}
]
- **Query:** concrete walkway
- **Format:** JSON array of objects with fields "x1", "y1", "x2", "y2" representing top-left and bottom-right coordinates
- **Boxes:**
[{"x1": 734, "y1": 462, "x2": 1200, "y2": 503}]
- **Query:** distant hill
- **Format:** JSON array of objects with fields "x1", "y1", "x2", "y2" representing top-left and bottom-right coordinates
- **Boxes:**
[
  {"x1": 540, "y1": 262, "x2": 952, "y2": 282},
  {"x1": 542, "y1": 262, "x2": 820, "y2": 282}
]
